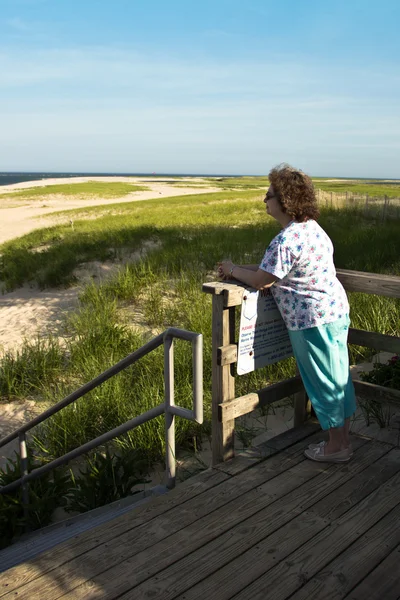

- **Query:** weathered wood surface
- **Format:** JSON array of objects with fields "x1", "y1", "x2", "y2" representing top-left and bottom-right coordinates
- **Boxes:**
[
  {"x1": 202, "y1": 281, "x2": 244, "y2": 307},
  {"x1": 348, "y1": 327, "x2": 400, "y2": 354},
  {"x1": 293, "y1": 364, "x2": 309, "y2": 428},
  {"x1": 217, "y1": 343, "x2": 237, "y2": 366},
  {"x1": 353, "y1": 379, "x2": 400, "y2": 405},
  {"x1": 2, "y1": 428, "x2": 400, "y2": 600},
  {"x1": 0, "y1": 467, "x2": 230, "y2": 595},
  {"x1": 343, "y1": 543, "x2": 400, "y2": 600},
  {"x1": 336, "y1": 269, "x2": 400, "y2": 298},
  {"x1": 203, "y1": 270, "x2": 400, "y2": 305},
  {"x1": 218, "y1": 376, "x2": 303, "y2": 421},
  {"x1": 211, "y1": 295, "x2": 236, "y2": 464}
]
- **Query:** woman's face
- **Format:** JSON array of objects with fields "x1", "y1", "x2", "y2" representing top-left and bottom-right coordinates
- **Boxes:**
[{"x1": 264, "y1": 185, "x2": 282, "y2": 219}]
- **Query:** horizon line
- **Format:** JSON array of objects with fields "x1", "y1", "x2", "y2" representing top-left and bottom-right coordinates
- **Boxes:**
[{"x1": 1, "y1": 171, "x2": 399, "y2": 181}]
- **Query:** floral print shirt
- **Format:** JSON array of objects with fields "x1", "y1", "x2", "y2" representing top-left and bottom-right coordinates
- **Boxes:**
[{"x1": 259, "y1": 219, "x2": 349, "y2": 330}]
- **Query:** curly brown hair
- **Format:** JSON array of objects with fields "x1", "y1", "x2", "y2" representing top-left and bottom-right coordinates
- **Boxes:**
[{"x1": 268, "y1": 163, "x2": 319, "y2": 222}]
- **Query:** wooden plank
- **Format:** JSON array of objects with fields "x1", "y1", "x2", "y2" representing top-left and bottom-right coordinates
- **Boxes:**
[
  {"x1": 233, "y1": 458, "x2": 400, "y2": 600},
  {"x1": 290, "y1": 503, "x2": 400, "y2": 600},
  {"x1": 121, "y1": 512, "x2": 328, "y2": 600},
  {"x1": 173, "y1": 447, "x2": 400, "y2": 600},
  {"x1": 293, "y1": 389, "x2": 309, "y2": 427},
  {"x1": 217, "y1": 343, "x2": 237, "y2": 366},
  {"x1": 109, "y1": 442, "x2": 398, "y2": 600},
  {"x1": 204, "y1": 271, "x2": 400, "y2": 301},
  {"x1": 0, "y1": 468, "x2": 230, "y2": 595},
  {"x1": 8, "y1": 436, "x2": 377, "y2": 600},
  {"x1": 353, "y1": 379, "x2": 400, "y2": 405},
  {"x1": 1, "y1": 432, "x2": 363, "y2": 600},
  {"x1": 201, "y1": 281, "x2": 247, "y2": 307},
  {"x1": 294, "y1": 365, "x2": 308, "y2": 427},
  {"x1": 202, "y1": 281, "x2": 227, "y2": 295},
  {"x1": 202, "y1": 281, "x2": 244, "y2": 304},
  {"x1": 256, "y1": 440, "x2": 391, "y2": 504},
  {"x1": 212, "y1": 445, "x2": 278, "y2": 476},
  {"x1": 336, "y1": 269, "x2": 400, "y2": 298},
  {"x1": 214, "y1": 421, "x2": 321, "y2": 476},
  {"x1": 348, "y1": 328, "x2": 400, "y2": 354},
  {"x1": 0, "y1": 430, "x2": 325, "y2": 598},
  {"x1": 225, "y1": 286, "x2": 246, "y2": 307},
  {"x1": 218, "y1": 376, "x2": 303, "y2": 421},
  {"x1": 260, "y1": 420, "x2": 321, "y2": 452},
  {"x1": 307, "y1": 447, "x2": 400, "y2": 521},
  {"x1": 211, "y1": 295, "x2": 236, "y2": 464},
  {"x1": 48, "y1": 436, "x2": 372, "y2": 600},
  {"x1": 343, "y1": 543, "x2": 400, "y2": 600}
]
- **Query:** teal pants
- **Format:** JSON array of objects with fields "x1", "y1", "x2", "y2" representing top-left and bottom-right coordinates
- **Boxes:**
[{"x1": 288, "y1": 315, "x2": 357, "y2": 430}]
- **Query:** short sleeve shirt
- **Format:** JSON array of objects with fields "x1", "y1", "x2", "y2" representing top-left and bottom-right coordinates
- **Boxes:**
[{"x1": 259, "y1": 220, "x2": 349, "y2": 330}]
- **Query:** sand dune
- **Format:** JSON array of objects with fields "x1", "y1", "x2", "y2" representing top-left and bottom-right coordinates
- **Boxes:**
[{"x1": 0, "y1": 176, "x2": 219, "y2": 245}]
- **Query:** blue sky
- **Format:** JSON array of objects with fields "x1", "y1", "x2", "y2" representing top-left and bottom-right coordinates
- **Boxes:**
[{"x1": 1, "y1": 0, "x2": 399, "y2": 177}]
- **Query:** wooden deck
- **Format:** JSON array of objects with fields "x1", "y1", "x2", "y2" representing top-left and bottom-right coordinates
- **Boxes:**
[{"x1": 1, "y1": 423, "x2": 400, "y2": 600}]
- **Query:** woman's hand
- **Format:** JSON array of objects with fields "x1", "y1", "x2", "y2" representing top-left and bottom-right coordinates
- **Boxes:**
[{"x1": 217, "y1": 260, "x2": 235, "y2": 280}]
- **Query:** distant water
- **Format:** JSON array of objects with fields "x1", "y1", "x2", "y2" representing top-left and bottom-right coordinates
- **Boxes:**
[
  {"x1": 0, "y1": 172, "x2": 237, "y2": 187},
  {"x1": 1, "y1": 172, "x2": 398, "y2": 187}
]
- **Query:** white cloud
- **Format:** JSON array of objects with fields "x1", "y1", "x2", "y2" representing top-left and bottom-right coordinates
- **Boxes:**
[{"x1": 0, "y1": 46, "x2": 399, "y2": 176}]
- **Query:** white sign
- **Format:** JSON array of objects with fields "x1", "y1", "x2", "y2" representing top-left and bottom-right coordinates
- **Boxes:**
[{"x1": 237, "y1": 289, "x2": 293, "y2": 375}]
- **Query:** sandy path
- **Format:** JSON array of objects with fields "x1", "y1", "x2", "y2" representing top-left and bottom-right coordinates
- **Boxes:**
[
  {"x1": 0, "y1": 285, "x2": 80, "y2": 352},
  {"x1": 1, "y1": 178, "x2": 398, "y2": 472},
  {"x1": 0, "y1": 177, "x2": 220, "y2": 347},
  {"x1": 0, "y1": 177, "x2": 221, "y2": 462},
  {"x1": 0, "y1": 177, "x2": 218, "y2": 245},
  {"x1": 0, "y1": 177, "x2": 220, "y2": 353}
]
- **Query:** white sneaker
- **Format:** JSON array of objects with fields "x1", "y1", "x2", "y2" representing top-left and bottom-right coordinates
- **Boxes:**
[
  {"x1": 308, "y1": 440, "x2": 353, "y2": 456},
  {"x1": 304, "y1": 446, "x2": 351, "y2": 463}
]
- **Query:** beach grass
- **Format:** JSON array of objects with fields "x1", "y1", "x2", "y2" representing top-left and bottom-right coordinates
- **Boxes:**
[
  {"x1": 202, "y1": 176, "x2": 400, "y2": 197},
  {"x1": 0, "y1": 181, "x2": 149, "y2": 200},
  {"x1": 0, "y1": 186, "x2": 399, "y2": 464},
  {"x1": 313, "y1": 180, "x2": 400, "y2": 198}
]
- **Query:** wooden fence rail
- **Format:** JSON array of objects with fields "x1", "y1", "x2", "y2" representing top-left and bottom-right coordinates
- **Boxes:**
[{"x1": 203, "y1": 269, "x2": 400, "y2": 466}]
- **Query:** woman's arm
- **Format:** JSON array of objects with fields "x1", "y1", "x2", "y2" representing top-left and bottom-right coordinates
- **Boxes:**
[
  {"x1": 236, "y1": 264, "x2": 259, "y2": 271},
  {"x1": 218, "y1": 261, "x2": 278, "y2": 289}
]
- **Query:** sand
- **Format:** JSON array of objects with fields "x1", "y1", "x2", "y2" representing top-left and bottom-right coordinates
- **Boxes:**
[
  {"x1": 0, "y1": 176, "x2": 222, "y2": 463},
  {"x1": 1, "y1": 177, "x2": 398, "y2": 471},
  {"x1": 0, "y1": 176, "x2": 219, "y2": 245},
  {"x1": 0, "y1": 177, "x2": 221, "y2": 352}
]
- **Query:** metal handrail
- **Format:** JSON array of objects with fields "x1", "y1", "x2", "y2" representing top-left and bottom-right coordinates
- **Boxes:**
[{"x1": 0, "y1": 327, "x2": 203, "y2": 501}]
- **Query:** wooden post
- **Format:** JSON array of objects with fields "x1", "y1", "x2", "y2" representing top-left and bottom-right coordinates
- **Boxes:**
[
  {"x1": 293, "y1": 366, "x2": 309, "y2": 427},
  {"x1": 211, "y1": 294, "x2": 236, "y2": 465},
  {"x1": 383, "y1": 195, "x2": 388, "y2": 222}
]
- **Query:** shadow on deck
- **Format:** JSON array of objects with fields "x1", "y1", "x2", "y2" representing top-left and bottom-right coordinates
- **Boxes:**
[{"x1": 1, "y1": 422, "x2": 400, "y2": 600}]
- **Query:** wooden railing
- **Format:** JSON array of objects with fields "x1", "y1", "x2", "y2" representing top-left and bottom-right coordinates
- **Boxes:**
[{"x1": 203, "y1": 269, "x2": 400, "y2": 466}]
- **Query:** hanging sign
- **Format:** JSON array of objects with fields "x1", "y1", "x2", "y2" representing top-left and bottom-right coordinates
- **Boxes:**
[{"x1": 237, "y1": 289, "x2": 293, "y2": 375}]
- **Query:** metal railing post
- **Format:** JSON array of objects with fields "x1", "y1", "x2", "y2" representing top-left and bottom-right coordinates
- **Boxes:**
[
  {"x1": 1, "y1": 328, "x2": 203, "y2": 497},
  {"x1": 192, "y1": 333, "x2": 203, "y2": 424},
  {"x1": 18, "y1": 432, "x2": 30, "y2": 527},
  {"x1": 164, "y1": 333, "x2": 176, "y2": 489}
]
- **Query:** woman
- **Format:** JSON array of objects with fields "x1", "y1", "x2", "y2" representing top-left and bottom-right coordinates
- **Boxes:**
[{"x1": 218, "y1": 164, "x2": 357, "y2": 463}]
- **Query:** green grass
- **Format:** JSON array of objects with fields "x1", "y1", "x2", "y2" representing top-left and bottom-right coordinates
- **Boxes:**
[
  {"x1": 0, "y1": 190, "x2": 266, "y2": 290},
  {"x1": 203, "y1": 176, "x2": 400, "y2": 197},
  {"x1": 312, "y1": 180, "x2": 400, "y2": 198},
  {"x1": 0, "y1": 187, "x2": 399, "y2": 467},
  {"x1": 203, "y1": 176, "x2": 269, "y2": 190},
  {"x1": 0, "y1": 181, "x2": 149, "y2": 200}
]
